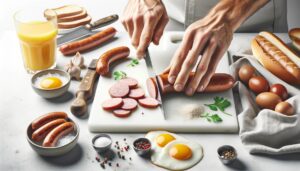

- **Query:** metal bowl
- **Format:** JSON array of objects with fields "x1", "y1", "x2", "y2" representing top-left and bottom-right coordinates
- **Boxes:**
[
  {"x1": 31, "y1": 69, "x2": 71, "y2": 98},
  {"x1": 217, "y1": 145, "x2": 237, "y2": 165},
  {"x1": 26, "y1": 118, "x2": 79, "y2": 157},
  {"x1": 92, "y1": 134, "x2": 112, "y2": 154},
  {"x1": 133, "y1": 138, "x2": 151, "y2": 157}
]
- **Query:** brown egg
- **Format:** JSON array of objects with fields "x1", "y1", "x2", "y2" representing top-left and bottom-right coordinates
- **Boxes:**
[
  {"x1": 238, "y1": 65, "x2": 256, "y2": 83},
  {"x1": 256, "y1": 92, "x2": 282, "y2": 110},
  {"x1": 270, "y1": 84, "x2": 288, "y2": 100},
  {"x1": 275, "y1": 102, "x2": 295, "y2": 116},
  {"x1": 249, "y1": 76, "x2": 269, "y2": 94}
]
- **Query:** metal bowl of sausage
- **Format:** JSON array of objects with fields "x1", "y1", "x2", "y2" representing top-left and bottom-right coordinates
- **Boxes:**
[{"x1": 26, "y1": 112, "x2": 79, "y2": 157}]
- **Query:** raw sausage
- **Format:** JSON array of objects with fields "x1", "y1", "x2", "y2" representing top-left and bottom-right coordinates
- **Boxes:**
[
  {"x1": 128, "y1": 88, "x2": 145, "y2": 99},
  {"x1": 43, "y1": 122, "x2": 75, "y2": 147},
  {"x1": 138, "y1": 97, "x2": 159, "y2": 108},
  {"x1": 96, "y1": 46, "x2": 130, "y2": 75},
  {"x1": 31, "y1": 112, "x2": 68, "y2": 130},
  {"x1": 31, "y1": 119, "x2": 66, "y2": 142},
  {"x1": 113, "y1": 109, "x2": 131, "y2": 118},
  {"x1": 59, "y1": 27, "x2": 117, "y2": 55},
  {"x1": 109, "y1": 82, "x2": 130, "y2": 98},
  {"x1": 119, "y1": 77, "x2": 138, "y2": 88},
  {"x1": 146, "y1": 73, "x2": 235, "y2": 97},
  {"x1": 121, "y1": 98, "x2": 138, "y2": 110},
  {"x1": 102, "y1": 98, "x2": 123, "y2": 111}
]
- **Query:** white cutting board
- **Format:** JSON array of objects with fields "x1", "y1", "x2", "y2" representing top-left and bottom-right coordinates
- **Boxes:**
[{"x1": 88, "y1": 32, "x2": 238, "y2": 133}]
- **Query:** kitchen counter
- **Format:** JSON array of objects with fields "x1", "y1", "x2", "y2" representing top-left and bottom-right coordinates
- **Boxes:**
[{"x1": 1, "y1": 1, "x2": 300, "y2": 171}]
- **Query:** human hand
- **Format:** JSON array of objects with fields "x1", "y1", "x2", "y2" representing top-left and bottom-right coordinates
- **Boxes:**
[{"x1": 121, "y1": 0, "x2": 169, "y2": 58}]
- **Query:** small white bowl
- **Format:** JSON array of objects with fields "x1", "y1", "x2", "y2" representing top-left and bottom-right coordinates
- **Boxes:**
[
  {"x1": 31, "y1": 69, "x2": 71, "y2": 98},
  {"x1": 26, "y1": 118, "x2": 79, "y2": 157}
]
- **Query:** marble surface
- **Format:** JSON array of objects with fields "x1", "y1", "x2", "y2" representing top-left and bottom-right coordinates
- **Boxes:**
[{"x1": 1, "y1": 0, "x2": 300, "y2": 171}]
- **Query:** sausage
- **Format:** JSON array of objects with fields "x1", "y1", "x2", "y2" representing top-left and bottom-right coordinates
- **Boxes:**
[
  {"x1": 31, "y1": 119, "x2": 66, "y2": 142},
  {"x1": 43, "y1": 122, "x2": 75, "y2": 147},
  {"x1": 31, "y1": 112, "x2": 68, "y2": 130},
  {"x1": 96, "y1": 46, "x2": 130, "y2": 75},
  {"x1": 121, "y1": 98, "x2": 138, "y2": 110},
  {"x1": 128, "y1": 88, "x2": 145, "y2": 99},
  {"x1": 113, "y1": 109, "x2": 131, "y2": 118},
  {"x1": 109, "y1": 82, "x2": 130, "y2": 98},
  {"x1": 59, "y1": 27, "x2": 117, "y2": 55},
  {"x1": 119, "y1": 77, "x2": 138, "y2": 88},
  {"x1": 146, "y1": 73, "x2": 235, "y2": 97},
  {"x1": 102, "y1": 98, "x2": 123, "y2": 111},
  {"x1": 138, "y1": 97, "x2": 159, "y2": 108}
]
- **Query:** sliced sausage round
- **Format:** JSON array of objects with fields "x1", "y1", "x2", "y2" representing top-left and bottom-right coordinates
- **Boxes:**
[
  {"x1": 119, "y1": 77, "x2": 138, "y2": 88},
  {"x1": 121, "y1": 98, "x2": 138, "y2": 110},
  {"x1": 102, "y1": 98, "x2": 123, "y2": 111},
  {"x1": 138, "y1": 97, "x2": 159, "y2": 108},
  {"x1": 146, "y1": 78, "x2": 157, "y2": 99},
  {"x1": 128, "y1": 88, "x2": 145, "y2": 99},
  {"x1": 109, "y1": 82, "x2": 130, "y2": 98},
  {"x1": 113, "y1": 109, "x2": 131, "y2": 118}
]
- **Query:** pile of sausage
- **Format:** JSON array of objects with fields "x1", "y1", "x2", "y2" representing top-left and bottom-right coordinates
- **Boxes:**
[
  {"x1": 31, "y1": 112, "x2": 75, "y2": 147},
  {"x1": 102, "y1": 77, "x2": 159, "y2": 118}
]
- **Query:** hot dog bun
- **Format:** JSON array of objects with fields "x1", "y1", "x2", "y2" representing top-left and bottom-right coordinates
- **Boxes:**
[
  {"x1": 251, "y1": 31, "x2": 300, "y2": 85},
  {"x1": 289, "y1": 28, "x2": 300, "y2": 51}
]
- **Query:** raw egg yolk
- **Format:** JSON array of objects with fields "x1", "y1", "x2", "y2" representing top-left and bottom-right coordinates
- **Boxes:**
[
  {"x1": 40, "y1": 77, "x2": 62, "y2": 89},
  {"x1": 169, "y1": 144, "x2": 192, "y2": 160},
  {"x1": 156, "y1": 134, "x2": 176, "y2": 147}
]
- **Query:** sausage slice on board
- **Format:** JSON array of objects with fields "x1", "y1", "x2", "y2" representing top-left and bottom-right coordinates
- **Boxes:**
[
  {"x1": 113, "y1": 109, "x2": 131, "y2": 118},
  {"x1": 102, "y1": 98, "x2": 123, "y2": 111},
  {"x1": 128, "y1": 88, "x2": 145, "y2": 99},
  {"x1": 138, "y1": 97, "x2": 159, "y2": 108},
  {"x1": 121, "y1": 98, "x2": 138, "y2": 110},
  {"x1": 109, "y1": 82, "x2": 130, "y2": 98},
  {"x1": 119, "y1": 77, "x2": 138, "y2": 88}
]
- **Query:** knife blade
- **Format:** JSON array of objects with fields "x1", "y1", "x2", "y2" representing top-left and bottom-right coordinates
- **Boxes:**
[
  {"x1": 57, "y1": 14, "x2": 119, "y2": 46},
  {"x1": 144, "y1": 49, "x2": 166, "y2": 117}
]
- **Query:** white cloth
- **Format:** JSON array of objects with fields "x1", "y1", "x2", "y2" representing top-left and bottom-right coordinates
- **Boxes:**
[
  {"x1": 230, "y1": 56, "x2": 300, "y2": 155},
  {"x1": 163, "y1": 0, "x2": 288, "y2": 32}
]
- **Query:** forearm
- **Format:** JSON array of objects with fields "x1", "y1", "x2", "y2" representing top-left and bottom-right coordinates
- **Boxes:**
[{"x1": 206, "y1": 0, "x2": 269, "y2": 31}]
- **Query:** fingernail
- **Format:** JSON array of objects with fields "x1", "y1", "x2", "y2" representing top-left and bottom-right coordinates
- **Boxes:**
[
  {"x1": 199, "y1": 85, "x2": 204, "y2": 92},
  {"x1": 169, "y1": 76, "x2": 176, "y2": 84},
  {"x1": 186, "y1": 88, "x2": 193, "y2": 96},
  {"x1": 174, "y1": 84, "x2": 183, "y2": 91}
]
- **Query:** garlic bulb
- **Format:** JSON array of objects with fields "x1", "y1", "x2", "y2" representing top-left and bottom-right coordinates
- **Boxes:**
[
  {"x1": 72, "y1": 52, "x2": 85, "y2": 68},
  {"x1": 65, "y1": 62, "x2": 81, "y2": 80}
]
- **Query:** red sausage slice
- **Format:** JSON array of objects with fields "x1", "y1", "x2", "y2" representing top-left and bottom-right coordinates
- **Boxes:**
[
  {"x1": 121, "y1": 98, "x2": 138, "y2": 110},
  {"x1": 109, "y1": 82, "x2": 130, "y2": 98},
  {"x1": 113, "y1": 109, "x2": 131, "y2": 118},
  {"x1": 138, "y1": 97, "x2": 159, "y2": 108},
  {"x1": 146, "y1": 78, "x2": 157, "y2": 99},
  {"x1": 119, "y1": 77, "x2": 138, "y2": 88},
  {"x1": 102, "y1": 98, "x2": 123, "y2": 110},
  {"x1": 128, "y1": 88, "x2": 145, "y2": 99}
]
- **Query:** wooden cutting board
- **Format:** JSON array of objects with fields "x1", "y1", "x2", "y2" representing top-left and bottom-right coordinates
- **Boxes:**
[{"x1": 88, "y1": 32, "x2": 238, "y2": 133}]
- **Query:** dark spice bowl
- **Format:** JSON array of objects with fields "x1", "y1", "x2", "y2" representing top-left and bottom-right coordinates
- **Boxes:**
[
  {"x1": 133, "y1": 138, "x2": 152, "y2": 157},
  {"x1": 217, "y1": 145, "x2": 237, "y2": 165},
  {"x1": 92, "y1": 134, "x2": 112, "y2": 154},
  {"x1": 26, "y1": 118, "x2": 79, "y2": 157}
]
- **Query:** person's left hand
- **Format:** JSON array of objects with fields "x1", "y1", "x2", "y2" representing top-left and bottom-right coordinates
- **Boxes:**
[{"x1": 166, "y1": 15, "x2": 233, "y2": 96}]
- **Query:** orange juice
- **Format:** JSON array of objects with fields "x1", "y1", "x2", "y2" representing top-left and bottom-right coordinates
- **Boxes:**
[{"x1": 17, "y1": 21, "x2": 57, "y2": 72}]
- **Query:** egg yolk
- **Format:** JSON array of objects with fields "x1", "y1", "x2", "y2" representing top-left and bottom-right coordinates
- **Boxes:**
[
  {"x1": 155, "y1": 134, "x2": 176, "y2": 147},
  {"x1": 169, "y1": 144, "x2": 192, "y2": 160},
  {"x1": 40, "y1": 77, "x2": 62, "y2": 89}
]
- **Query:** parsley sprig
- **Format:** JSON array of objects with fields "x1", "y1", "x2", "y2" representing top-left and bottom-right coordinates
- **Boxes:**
[
  {"x1": 200, "y1": 113, "x2": 223, "y2": 123},
  {"x1": 128, "y1": 59, "x2": 139, "y2": 67},
  {"x1": 113, "y1": 71, "x2": 127, "y2": 80},
  {"x1": 205, "y1": 96, "x2": 232, "y2": 116}
]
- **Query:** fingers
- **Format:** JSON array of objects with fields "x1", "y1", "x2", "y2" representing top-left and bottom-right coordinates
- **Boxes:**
[
  {"x1": 185, "y1": 38, "x2": 217, "y2": 95},
  {"x1": 162, "y1": 65, "x2": 171, "y2": 74},
  {"x1": 152, "y1": 13, "x2": 169, "y2": 45},
  {"x1": 136, "y1": 14, "x2": 161, "y2": 58},
  {"x1": 131, "y1": 16, "x2": 144, "y2": 48},
  {"x1": 126, "y1": 19, "x2": 134, "y2": 37}
]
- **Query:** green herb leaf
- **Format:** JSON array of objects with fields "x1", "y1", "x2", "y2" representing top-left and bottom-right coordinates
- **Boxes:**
[
  {"x1": 205, "y1": 96, "x2": 232, "y2": 116},
  {"x1": 200, "y1": 113, "x2": 222, "y2": 123},
  {"x1": 128, "y1": 59, "x2": 139, "y2": 67},
  {"x1": 113, "y1": 71, "x2": 127, "y2": 80},
  {"x1": 205, "y1": 104, "x2": 218, "y2": 111}
]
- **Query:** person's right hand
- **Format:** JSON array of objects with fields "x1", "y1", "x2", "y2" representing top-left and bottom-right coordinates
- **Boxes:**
[{"x1": 121, "y1": 0, "x2": 169, "y2": 58}]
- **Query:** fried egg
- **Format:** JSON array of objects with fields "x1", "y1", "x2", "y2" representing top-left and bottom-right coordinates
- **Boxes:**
[
  {"x1": 145, "y1": 131, "x2": 203, "y2": 171},
  {"x1": 35, "y1": 73, "x2": 67, "y2": 90}
]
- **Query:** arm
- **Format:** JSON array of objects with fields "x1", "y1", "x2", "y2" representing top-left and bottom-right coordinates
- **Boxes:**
[{"x1": 167, "y1": 0, "x2": 269, "y2": 96}]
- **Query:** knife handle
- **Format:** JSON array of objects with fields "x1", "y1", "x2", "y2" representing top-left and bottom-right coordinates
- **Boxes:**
[
  {"x1": 71, "y1": 91, "x2": 87, "y2": 117},
  {"x1": 85, "y1": 14, "x2": 119, "y2": 30}
]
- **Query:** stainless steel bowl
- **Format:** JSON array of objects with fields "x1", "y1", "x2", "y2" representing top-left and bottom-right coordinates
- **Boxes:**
[
  {"x1": 92, "y1": 134, "x2": 112, "y2": 154},
  {"x1": 217, "y1": 145, "x2": 237, "y2": 165}
]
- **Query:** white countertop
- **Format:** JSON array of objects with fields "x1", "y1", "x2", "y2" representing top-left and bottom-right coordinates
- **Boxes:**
[{"x1": 1, "y1": 1, "x2": 300, "y2": 171}]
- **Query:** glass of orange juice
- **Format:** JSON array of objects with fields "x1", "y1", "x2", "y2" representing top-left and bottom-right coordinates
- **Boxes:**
[{"x1": 14, "y1": 9, "x2": 58, "y2": 73}]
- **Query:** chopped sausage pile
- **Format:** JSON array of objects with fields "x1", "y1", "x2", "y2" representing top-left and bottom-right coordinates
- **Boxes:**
[{"x1": 102, "y1": 78, "x2": 159, "y2": 118}]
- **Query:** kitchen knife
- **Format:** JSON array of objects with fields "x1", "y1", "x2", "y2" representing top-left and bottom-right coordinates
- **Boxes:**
[
  {"x1": 71, "y1": 59, "x2": 99, "y2": 117},
  {"x1": 57, "y1": 14, "x2": 119, "y2": 46},
  {"x1": 144, "y1": 49, "x2": 166, "y2": 117}
]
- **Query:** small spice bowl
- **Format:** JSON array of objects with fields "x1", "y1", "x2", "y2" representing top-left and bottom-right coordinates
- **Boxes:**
[
  {"x1": 92, "y1": 134, "x2": 112, "y2": 154},
  {"x1": 217, "y1": 145, "x2": 237, "y2": 165},
  {"x1": 133, "y1": 138, "x2": 151, "y2": 157}
]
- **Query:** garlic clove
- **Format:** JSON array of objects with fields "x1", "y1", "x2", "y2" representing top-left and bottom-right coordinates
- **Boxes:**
[
  {"x1": 72, "y1": 52, "x2": 85, "y2": 68},
  {"x1": 65, "y1": 61, "x2": 81, "y2": 80}
]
